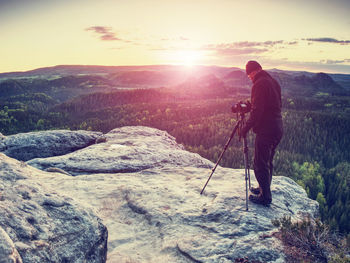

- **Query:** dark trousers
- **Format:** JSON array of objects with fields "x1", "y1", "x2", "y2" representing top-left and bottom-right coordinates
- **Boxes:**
[{"x1": 254, "y1": 133, "x2": 282, "y2": 201}]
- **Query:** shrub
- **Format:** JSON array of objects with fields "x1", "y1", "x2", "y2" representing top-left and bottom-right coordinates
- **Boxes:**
[{"x1": 272, "y1": 215, "x2": 350, "y2": 263}]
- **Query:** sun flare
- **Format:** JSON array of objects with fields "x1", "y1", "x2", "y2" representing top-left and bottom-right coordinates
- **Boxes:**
[{"x1": 172, "y1": 50, "x2": 203, "y2": 67}]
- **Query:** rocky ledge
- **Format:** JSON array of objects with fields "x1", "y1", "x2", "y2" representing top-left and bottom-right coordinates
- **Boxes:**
[
  {"x1": 0, "y1": 154, "x2": 108, "y2": 263},
  {"x1": 26, "y1": 127, "x2": 212, "y2": 175},
  {"x1": 0, "y1": 126, "x2": 319, "y2": 263},
  {"x1": 0, "y1": 130, "x2": 103, "y2": 161}
]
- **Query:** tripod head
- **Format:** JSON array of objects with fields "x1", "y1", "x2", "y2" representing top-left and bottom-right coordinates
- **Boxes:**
[
  {"x1": 231, "y1": 101, "x2": 251, "y2": 115},
  {"x1": 232, "y1": 100, "x2": 250, "y2": 134}
]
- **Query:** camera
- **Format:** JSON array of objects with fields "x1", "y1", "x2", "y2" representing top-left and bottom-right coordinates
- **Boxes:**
[{"x1": 231, "y1": 101, "x2": 251, "y2": 114}]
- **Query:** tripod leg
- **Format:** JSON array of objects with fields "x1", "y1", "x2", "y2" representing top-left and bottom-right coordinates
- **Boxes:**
[
  {"x1": 200, "y1": 121, "x2": 241, "y2": 195},
  {"x1": 248, "y1": 168, "x2": 251, "y2": 189},
  {"x1": 243, "y1": 137, "x2": 249, "y2": 211},
  {"x1": 245, "y1": 138, "x2": 251, "y2": 189}
]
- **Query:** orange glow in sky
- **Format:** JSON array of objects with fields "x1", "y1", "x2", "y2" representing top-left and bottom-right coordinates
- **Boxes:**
[{"x1": 0, "y1": 0, "x2": 350, "y2": 73}]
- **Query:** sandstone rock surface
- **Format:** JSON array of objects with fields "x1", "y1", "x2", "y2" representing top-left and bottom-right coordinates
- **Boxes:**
[
  {"x1": 28, "y1": 126, "x2": 212, "y2": 175},
  {"x1": 36, "y1": 167, "x2": 318, "y2": 263},
  {"x1": 0, "y1": 226, "x2": 22, "y2": 263},
  {"x1": 0, "y1": 130, "x2": 103, "y2": 161},
  {"x1": 0, "y1": 153, "x2": 108, "y2": 263},
  {"x1": 19, "y1": 126, "x2": 318, "y2": 263}
]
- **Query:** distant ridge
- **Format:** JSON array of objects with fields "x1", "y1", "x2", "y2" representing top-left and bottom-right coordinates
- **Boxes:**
[
  {"x1": 1, "y1": 64, "x2": 349, "y2": 91},
  {"x1": 0, "y1": 64, "x2": 240, "y2": 79}
]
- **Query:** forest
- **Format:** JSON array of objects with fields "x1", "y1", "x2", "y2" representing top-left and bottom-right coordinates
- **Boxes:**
[{"x1": 1, "y1": 68, "x2": 350, "y2": 237}]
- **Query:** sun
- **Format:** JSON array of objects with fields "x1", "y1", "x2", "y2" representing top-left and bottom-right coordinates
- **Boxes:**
[{"x1": 172, "y1": 50, "x2": 202, "y2": 67}]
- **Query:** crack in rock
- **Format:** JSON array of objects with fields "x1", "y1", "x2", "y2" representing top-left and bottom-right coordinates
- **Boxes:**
[{"x1": 176, "y1": 244, "x2": 204, "y2": 263}]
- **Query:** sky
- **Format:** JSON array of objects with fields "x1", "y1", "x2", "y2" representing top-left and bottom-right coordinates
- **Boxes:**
[{"x1": 1, "y1": 0, "x2": 350, "y2": 73}]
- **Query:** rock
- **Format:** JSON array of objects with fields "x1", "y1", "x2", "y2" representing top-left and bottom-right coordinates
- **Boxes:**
[
  {"x1": 0, "y1": 130, "x2": 103, "y2": 161},
  {"x1": 95, "y1": 136, "x2": 107, "y2": 144},
  {"x1": 0, "y1": 132, "x2": 5, "y2": 140},
  {"x1": 22, "y1": 126, "x2": 318, "y2": 263},
  {"x1": 45, "y1": 167, "x2": 71, "y2": 176},
  {"x1": 0, "y1": 226, "x2": 22, "y2": 263},
  {"x1": 5, "y1": 126, "x2": 319, "y2": 262},
  {"x1": 35, "y1": 167, "x2": 318, "y2": 263},
  {"x1": 28, "y1": 126, "x2": 212, "y2": 175},
  {"x1": 0, "y1": 153, "x2": 108, "y2": 263}
]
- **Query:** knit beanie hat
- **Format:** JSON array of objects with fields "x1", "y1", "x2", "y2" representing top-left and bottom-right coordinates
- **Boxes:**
[{"x1": 245, "y1": 61, "x2": 262, "y2": 75}]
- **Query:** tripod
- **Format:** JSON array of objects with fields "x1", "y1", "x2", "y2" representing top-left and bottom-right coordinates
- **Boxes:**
[{"x1": 200, "y1": 112, "x2": 251, "y2": 211}]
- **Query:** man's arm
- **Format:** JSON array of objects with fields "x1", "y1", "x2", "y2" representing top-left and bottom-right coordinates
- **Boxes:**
[{"x1": 241, "y1": 79, "x2": 268, "y2": 136}]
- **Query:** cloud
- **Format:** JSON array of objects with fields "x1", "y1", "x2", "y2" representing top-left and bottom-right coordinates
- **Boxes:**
[
  {"x1": 150, "y1": 40, "x2": 291, "y2": 58},
  {"x1": 321, "y1": 59, "x2": 350, "y2": 64},
  {"x1": 300, "y1": 61, "x2": 350, "y2": 73},
  {"x1": 225, "y1": 40, "x2": 284, "y2": 48},
  {"x1": 305, "y1": 37, "x2": 350, "y2": 45},
  {"x1": 200, "y1": 41, "x2": 283, "y2": 57},
  {"x1": 202, "y1": 40, "x2": 285, "y2": 50},
  {"x1": 85, "y1": 26, "x2": 122, "y2": 41},
  {"x1": 208, "y1": 46, "x2": 268, "y2": 56}
]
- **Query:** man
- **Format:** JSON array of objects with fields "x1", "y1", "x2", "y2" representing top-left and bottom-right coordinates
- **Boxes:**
[{"x1": 241, "y1": 61, "x2": 283, "y2": 207}]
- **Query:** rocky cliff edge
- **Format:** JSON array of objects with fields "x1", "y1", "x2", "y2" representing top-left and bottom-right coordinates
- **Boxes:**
[{"x1": 0, "y1": 126, "x2": 318, "y2": 263}]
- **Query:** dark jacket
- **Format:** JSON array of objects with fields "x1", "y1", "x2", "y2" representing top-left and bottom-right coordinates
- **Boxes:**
[{"x1": 244, "y1": 70, "x2": 283, "y2": 136}]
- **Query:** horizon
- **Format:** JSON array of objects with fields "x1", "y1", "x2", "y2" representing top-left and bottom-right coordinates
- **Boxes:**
[
  {"x1": 1, "y1": 63, "x2": 349, "y2": 76},
  {"x1": 1, "y1": 0, "x2": 350, "y2": 74}
]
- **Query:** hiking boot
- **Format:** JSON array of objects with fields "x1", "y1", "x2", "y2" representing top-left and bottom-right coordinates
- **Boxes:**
[
  {"x1": 250, "y1": 187, "x2": 260, "y2": 195},
  {"x1": 249, "y1": 194, "x2": 271, "y2": 207}
]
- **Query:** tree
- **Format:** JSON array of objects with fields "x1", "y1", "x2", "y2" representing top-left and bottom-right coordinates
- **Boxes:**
[{"x1": 292, "y1": 162, "x2": 325, "y2": 200}]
